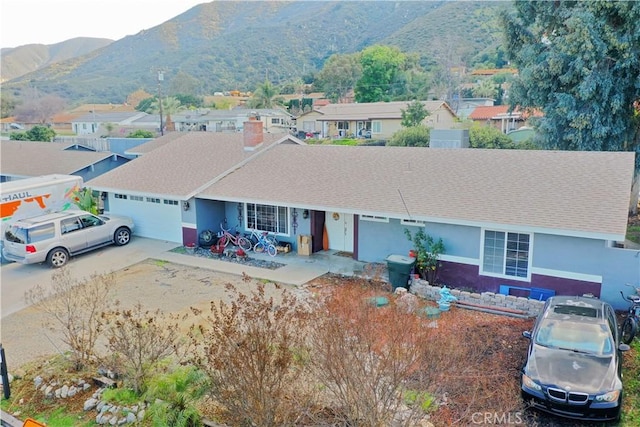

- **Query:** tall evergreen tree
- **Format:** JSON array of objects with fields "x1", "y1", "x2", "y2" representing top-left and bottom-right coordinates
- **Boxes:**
[{"x1": 502, "y1": 1, "x2": 640, "y2": 169}]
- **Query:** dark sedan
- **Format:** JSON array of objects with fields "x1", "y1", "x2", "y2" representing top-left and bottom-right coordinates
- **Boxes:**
[{"x1": 521, "y1": 296, "x2": 630, "y2": 422}]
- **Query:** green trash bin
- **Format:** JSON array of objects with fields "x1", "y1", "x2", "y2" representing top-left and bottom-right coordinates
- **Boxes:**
[{"x1": 386, "y1": 254, "x2": 416, "y2": 291}]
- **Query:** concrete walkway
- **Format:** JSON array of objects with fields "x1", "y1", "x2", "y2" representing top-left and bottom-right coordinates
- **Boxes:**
[{"x1": 156, "y1": 246, "x2": 372, "y2": 286}]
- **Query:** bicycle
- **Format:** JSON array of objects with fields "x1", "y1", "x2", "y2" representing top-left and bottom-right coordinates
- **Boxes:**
[
  {"x1": 620, "y1": 283, "x2": 640, "y2": 344},
  {"x1": 216, "y1": 223, "x2": 252, "y2": 251},
  {"x1": 251, "y1": 231, "x2": 278, "y2": 257},
  {"x1": 245, "y1": 229, "x2": 278, "y2": 248}
]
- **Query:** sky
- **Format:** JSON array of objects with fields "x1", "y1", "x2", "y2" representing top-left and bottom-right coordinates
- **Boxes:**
[{"x1": 1, "y1": 0, "x2": 207, "y2": 49}]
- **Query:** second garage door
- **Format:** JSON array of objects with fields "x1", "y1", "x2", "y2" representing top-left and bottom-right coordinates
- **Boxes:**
[{"x1": 108, "y1": 195, "x2": 183, "y2": 243}]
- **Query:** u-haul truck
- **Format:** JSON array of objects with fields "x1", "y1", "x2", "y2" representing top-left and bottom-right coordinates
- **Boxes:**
[
  {"x1": 0, "y1": 174, "x2": 83, "y2": 262},
  {"x1": 1, "y1": 174, "x2": 83, "y2": 224}
]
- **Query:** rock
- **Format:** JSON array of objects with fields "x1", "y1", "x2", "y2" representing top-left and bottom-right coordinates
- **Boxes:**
[
  {"x1": 109, "y1": 415, "x2": 118, "y2": 425},
  {"x1": 84, "y1": 398, "x2": 98, "y2": 411},
  {"x1": 397, "y1": 292, "x2": 419, "y2": 313},
  {"x1": 60, "y1": 384, "x2": 69, "y2": 398},
  {"x1": 44, "y1": 385, "x2": 53, "y2": 398},
  {"x1": 137, "y1": 409, "x2": 145, "y2": 421},
  {"x1": 126, "y1": 412, "x2": 137, "y2": 424},
  {"x1": 93, "y1": 376, "x2": 117, "y2": 388},
  {"x1": 96, "y1": 413, "x2": 110, "y2": 425},
  {"x1": 34, "y1": 376, "x2": 43, "y2": 389},
  {"x1": 68, "y1": 386, "x2": 77, "y2": 397},
  {"x1": 54, "y1": 388, "x2": 62, "y2": 398}
]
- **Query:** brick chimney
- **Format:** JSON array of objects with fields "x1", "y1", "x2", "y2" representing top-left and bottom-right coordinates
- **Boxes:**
[{"x1": 243, "y1": 116, "x2": 264, "y2": 151}]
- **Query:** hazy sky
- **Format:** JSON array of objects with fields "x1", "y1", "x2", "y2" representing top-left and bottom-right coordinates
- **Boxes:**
[{"x1": 1, "y1": 0, "x2": 206, "y2": 48}]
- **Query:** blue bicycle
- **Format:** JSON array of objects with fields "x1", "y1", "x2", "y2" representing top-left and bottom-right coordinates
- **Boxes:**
[{"x1": 247, "y1": 230, "x2": 277, "y2": 257}]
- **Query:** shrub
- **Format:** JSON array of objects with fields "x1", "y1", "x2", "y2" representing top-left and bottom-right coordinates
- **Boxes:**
[
  {"x1": 145, "y1": 366, "x2": 209, "y2": 427},
  {"x1": 100, "y1": 302, "x2": 183, "y2": 394},
  {"x1": 188, "y1": 282, "x2": 315, "y2": 427},
  {"x1": 24, "y1": 268, "x2": 114, "y2": 370},
  {"x1": 404, "y1": 228, "x2": 445, "y2": 283},
  {"x1": 307, "y1": 282, "x2": 434, "y2": 426}
]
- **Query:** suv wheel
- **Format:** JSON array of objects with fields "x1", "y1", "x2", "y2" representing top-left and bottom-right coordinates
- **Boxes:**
[
  {"x1": 114, "y1": 227, "x2": 131, "y2": 246},
  {"x1": 47, "y1": 248, "x2": 69, "y2": 268}
]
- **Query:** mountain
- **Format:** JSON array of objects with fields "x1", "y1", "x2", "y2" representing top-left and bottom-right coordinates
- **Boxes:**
[
  {"x1": 0, "y1": 37, "x2": 113, "y2": 82},
  {"x1": 1, "y1": 1, "x2": 511, "y2": 105}
]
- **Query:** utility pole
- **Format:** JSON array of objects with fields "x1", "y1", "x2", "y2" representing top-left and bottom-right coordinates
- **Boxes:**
[{"x1": 157, "y1": 71, "x2": 164, "y2": 136}]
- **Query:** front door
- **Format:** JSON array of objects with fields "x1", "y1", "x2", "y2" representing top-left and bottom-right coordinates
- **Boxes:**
[{"x1": 324, "y1": 212, "x2": 354, "y2": 252}]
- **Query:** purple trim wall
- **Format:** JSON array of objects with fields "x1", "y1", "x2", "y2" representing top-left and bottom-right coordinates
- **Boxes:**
[
  {"x1": 437, "y1": 260, "x2": 602, "y2": 297},
  {"x1": 182, "y1": 226, "x2": 197, "y2": 246}
]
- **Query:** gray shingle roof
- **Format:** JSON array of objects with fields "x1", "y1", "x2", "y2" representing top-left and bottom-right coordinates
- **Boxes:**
[
  {"x1": 316, "y1": 101, "x2": 454, "y2": 120},
  {"x1": 0, "y1": 141, "x2": 113, "y2": 176},
  {"x1": 125, "y1": 132, "x2": 190, "y2": 155},
  {"x1": 87, "y1": 131, "x2": 286, "y2": 198},
  {"x1": 200, "y1": 145, "x2": 634, "y2": 240}
]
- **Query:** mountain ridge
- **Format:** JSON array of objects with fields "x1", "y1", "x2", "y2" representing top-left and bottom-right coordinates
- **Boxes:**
[
  {"x1": 1, "y1": 37, "x2": 113, "y2": 82},
  {"x1": 1, "y1": 1, "x2": 510, "y2": 105}
]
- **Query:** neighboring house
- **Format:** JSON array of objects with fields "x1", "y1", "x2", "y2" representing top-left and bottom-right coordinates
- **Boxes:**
[
  {"x1": 295, "y1": 108, "x2": 325, "y2": 136},
  {"x1": 172, "y1": 108, "x2": 294, "y2": 134},
  {"x1": 0, "y1": 140, "x2": 129, "y2": 183},
  {"x1": 312, "y1": 101, "x2": 458, "y2": 140},
  {"x1": 88, "y1": 119, "x2": 637, "y2": 309},
  {"x1": 72, "y1": 111, "x2": 151, "y2": 136},
  {"x1": 452, "y1": 97, "x2": 495, "y2": 120},
  {"x1": 48, "y1": 112, "x2": 85, "y2": 134},
  {"x1": 468, "y1": 105, "x2": 539, "y2": 133}
]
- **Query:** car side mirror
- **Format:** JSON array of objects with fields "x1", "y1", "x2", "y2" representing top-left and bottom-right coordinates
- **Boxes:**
[
  {"x1": 619, "y1": 343, "x2": 631, "y2": 352},
  {"x1": 522, "y1": 331, "x2": 532, "y2": 339}
]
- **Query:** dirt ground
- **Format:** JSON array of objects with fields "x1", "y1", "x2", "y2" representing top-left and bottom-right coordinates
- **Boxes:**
[{"x1": 1, "y1": 259, "x2": 303, "y2": 371}]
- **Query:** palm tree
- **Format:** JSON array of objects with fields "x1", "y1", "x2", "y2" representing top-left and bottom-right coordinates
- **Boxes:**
[
  {"x1": 147, "y1": 96, "x2": 183, "y2": 131},
  {"x1": 472, "y1": 79, "x2": 497, "y2": 99},
  {"x1": 247, "y1": 80, "x2": 284, "y2": 109}
]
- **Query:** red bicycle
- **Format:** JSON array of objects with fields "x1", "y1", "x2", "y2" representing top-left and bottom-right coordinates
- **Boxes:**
[{"x1": 216, "y1": 222, "x2": 252, "y2": 251}]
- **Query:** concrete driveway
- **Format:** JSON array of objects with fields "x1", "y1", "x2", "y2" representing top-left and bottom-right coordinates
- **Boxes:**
[{"x1": 0, "y1": 237, "x2": 177, "y2": 318}]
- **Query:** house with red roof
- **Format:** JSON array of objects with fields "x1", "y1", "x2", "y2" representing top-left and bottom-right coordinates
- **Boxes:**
[{"x1": 468, "y1": 105, "x2": 541, "y2": 133}]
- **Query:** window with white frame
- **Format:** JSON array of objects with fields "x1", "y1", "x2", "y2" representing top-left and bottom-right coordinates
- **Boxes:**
[
  {"x1": 361, "y1": 215, "x2": 389, "y2": 223},
  {"x1": 146, "y1": 197, "x2": 160, "y2": 204},
  {"x1": 372, "y1": 121, "x2": 382, "y2": 133},
  {"x1": 246, "y1": 203, "x2": 289, "y2": 235},
  {"x1": 482, "y1": 230, "x2": 530, "y2": 278},
  {"x1": 130, "y1": 195, "x2": 143, "y2": 202},
  {"x1": 114, "y1": 194, "x2": 127, "y2": 199},
  {"x1": 163, "y1": 199, "x2": 178, "y2": 205}
]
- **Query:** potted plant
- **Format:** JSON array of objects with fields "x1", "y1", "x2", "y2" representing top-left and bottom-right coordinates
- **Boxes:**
[{"x1": 404, "y1": 229, "x2": 445, "y2": 284}]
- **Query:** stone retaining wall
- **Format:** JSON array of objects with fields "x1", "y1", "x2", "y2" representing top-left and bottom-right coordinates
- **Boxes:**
[{"x1": 410, "y1": 279, "x2": 545, "y2": 318}]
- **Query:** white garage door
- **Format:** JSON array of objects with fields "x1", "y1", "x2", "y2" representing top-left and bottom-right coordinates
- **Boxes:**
[{"x1": 108, "y1": 196, "x2": 182, "y2": 243}]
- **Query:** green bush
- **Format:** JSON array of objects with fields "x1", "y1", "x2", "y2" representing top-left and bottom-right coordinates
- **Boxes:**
[{"x1": 404, "y1": 228, "x2": 445, "y2": 283}]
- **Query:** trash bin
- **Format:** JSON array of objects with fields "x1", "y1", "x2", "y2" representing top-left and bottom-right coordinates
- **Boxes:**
[{"x1": 386, "y1": 254, "x2": 416, "y2": 291}]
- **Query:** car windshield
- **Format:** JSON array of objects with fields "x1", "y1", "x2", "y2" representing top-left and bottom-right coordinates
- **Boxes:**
[{"x1": 534, "y1": 319, "x2": 613, "y2": 355}]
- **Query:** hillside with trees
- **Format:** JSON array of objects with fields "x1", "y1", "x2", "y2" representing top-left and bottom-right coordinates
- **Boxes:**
[{"x1": 1, "y1": 1, "x2": 510, "y2": 106}]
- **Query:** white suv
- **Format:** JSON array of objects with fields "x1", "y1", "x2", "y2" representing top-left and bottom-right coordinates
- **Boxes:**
[{"x1": 2, "y1": 210, "x2": 134, "y2": 268}]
